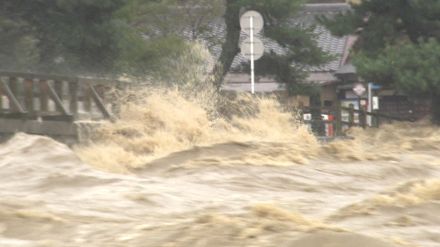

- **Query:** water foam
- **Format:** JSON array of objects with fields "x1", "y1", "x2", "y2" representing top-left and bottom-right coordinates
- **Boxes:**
[
  {"x1": 75, "y1": 89, "x2": 318, "y2": 172},
  {"x1": 321, "y1": 123, "x2": 440, "y2": 161}
]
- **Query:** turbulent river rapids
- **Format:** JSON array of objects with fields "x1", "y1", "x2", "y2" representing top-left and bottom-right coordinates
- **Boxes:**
[{"x1": 0, "y1": 90, "x2": 439, "y2": 247}]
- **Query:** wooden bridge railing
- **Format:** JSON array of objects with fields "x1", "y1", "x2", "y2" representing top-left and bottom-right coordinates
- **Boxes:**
[{"x1": 0, "y1": 71, "x2": 120, "y2": 121}]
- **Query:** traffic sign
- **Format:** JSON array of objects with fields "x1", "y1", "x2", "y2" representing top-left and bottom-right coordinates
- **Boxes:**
[
  {"x1": 240, "y1": 38, "x2": 264, "y2": 61},
  {"x1": 353, "y1": 83, "x2": 366, "y2": 96},
  {"x1": 371, "y1": 83, "x2": 382, "y2": 90},
  {"x1": 372, "y1": 96, "x2": 379, "y2": 110},
  {"x1": 240, "y1": 11, "x2": 264, "y2": 34},
  {"x1": 240, "y1": 10, "x2": 264, "y2": 94}
]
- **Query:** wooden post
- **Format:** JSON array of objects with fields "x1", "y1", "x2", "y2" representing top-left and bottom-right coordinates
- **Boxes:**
[
  {"x1": 83, "y1": 84, "x2": 92, "y2": 112},
  {"x1": 374, "y1": 110, "x2": 380, "y2": 128},
  {"x1": 39, "y1": 80, "x2": 49, "y2": 112},
  {"x1": 9, "y1": 77, "x2": 18, "y2": 112},
  {"x1": 54, "y1": 80, "x2": 64, "y2": 112},
  {"x1": 90, "y1": 84, "x2": 112, "y2": 120},
  {"x1": 360, "y1": 109, "x2": 367, "y2": 128},
  {"x1": 47, "y1": 82, "x2": 69, "y2": 116},
  {"x1": 0, "y1": 78, "x2": 3, "y2": 113},
  {"x1": 69, "y1": 80, "x2": 78, "y2": 116},
  {"x1": 348, "y1": 104, "x2": 354, "y2": 127},
  {"x1": 24, "y1": 78, "x2": 34, "y2": 113},
  {"x1": 1, "y1": 79, "x2": 25, "y2": 113},
  {"x1": 335, "y1": 102, "x2": 342, "y2": 136}
]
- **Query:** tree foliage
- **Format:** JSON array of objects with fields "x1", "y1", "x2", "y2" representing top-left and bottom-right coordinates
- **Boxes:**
[
  {"x1": 116, "y1": 0, "x2": 224, "y2": 79},
  {"x1": 119, "y1": 0, "x2": 225, "y2": 41},
  {"x1": 0, "y1": 0, "x2": 189, "y2": 77},
  {"x1": 214, "y1": 0, "x2": 330, "y2": 94},
  {"x1": 321, "y1": 0, "x2": 440, "y2": 52},
  {"x1": 115, "y1": 0, "x2": 331, "y2": 93},
  {"x1": 320, "y1": 0, "x2": 440, "y2": 123},
  {"x1": 355, "y1": 40, "x2": 440, "y2": 95},
  {"x1": 1, "y1": 0, "x2": 126, "y2": 74},
  {"x1": 1, "y1": 0, "x2": 330, "y2": 94}
]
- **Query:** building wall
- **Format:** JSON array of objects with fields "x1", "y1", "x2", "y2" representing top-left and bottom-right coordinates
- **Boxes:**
[
  {"x1": 224, "y1": 73, "x2": 277, "y2": 84},
  {"x1": 320, "y1": 84, "x2": 338, "y2": 108},
  {"x1": 378, "y1": 95, "x2": 432, "y2": 121},
  {"x1": 285, "y1": 94, "x2": 311, "y2": 108}
]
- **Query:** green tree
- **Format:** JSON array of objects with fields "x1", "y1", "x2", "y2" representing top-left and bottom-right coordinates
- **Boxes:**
[
  {"x1": 214, "y1": 0, "x2": 330, "y2": 93},
  {"x1": 115, "y1": 0, "x2": 223, "y2": 80},
  {"x1": 354, "y1": 40, "x2": 440, "y2": 123},
  {"x1": 1, "y1": 0, "x2": 127, "y2": 75},
  {"x1": 0, "y1": 2, "x2": 39, "y2": 70},
  {"x1": 119, "y1": 0, "x2": 225, "y2": 41},
  {"x1": 122, "y1": 0, "x2": 330, "y2": 93},
  {"x1": 0, "y1": 0, "x2": 189, "y2": 77},
  {"x1": 1, "y1": 0, "x2": 330, "y2": 92},
  {"x1": 320, "y1": 0, "x2": 440, "y2": 123}
]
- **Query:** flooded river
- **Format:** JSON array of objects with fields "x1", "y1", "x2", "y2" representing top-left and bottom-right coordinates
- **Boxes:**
[{"x1": 1, "y1": 91, "x2": 439, "y2": 247}]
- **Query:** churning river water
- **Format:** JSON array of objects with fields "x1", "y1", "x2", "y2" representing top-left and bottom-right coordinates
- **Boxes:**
[{"x1": 0, "y1": 91, "x2": 439, "y2": 247}]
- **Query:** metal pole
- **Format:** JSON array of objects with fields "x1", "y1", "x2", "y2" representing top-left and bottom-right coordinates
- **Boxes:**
[
  {"x1": 358, "y1": 96, "x2": 361, "y2": 126},
  {"x1": 250, "y1": 15, "x2": 255, "y2": 94},
  {"x1": 367, "y1": 82, "x2": 372, "y2": 126}
]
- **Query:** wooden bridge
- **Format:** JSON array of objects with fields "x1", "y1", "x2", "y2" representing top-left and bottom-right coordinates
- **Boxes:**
[{"x1": 0, "y1": 71, "x2": 124, "y2": 141}]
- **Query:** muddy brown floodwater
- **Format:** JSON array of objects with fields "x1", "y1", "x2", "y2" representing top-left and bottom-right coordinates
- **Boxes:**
[{"x1": 0, "y1": 92, "x2": 439, "y2": 247}]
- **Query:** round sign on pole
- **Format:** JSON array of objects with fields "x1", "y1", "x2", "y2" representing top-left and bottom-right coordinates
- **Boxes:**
[
  {"x1": 353, "y1": 83, "x2": 366, "y2": 96},
  {"x1": 353, "y1": 83, "x2": 367, "y2": 96},
  {"x1": 240, "y1": 38, "x2": 265, "y2": 61},
  {"x1": 240, "y1": 11, "x2": 264, "y2": 34}
]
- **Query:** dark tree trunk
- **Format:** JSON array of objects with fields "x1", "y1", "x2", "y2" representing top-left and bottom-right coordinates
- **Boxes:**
[{"x1": 212, "y1": 0, "x2": 241, "y2": 89}]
